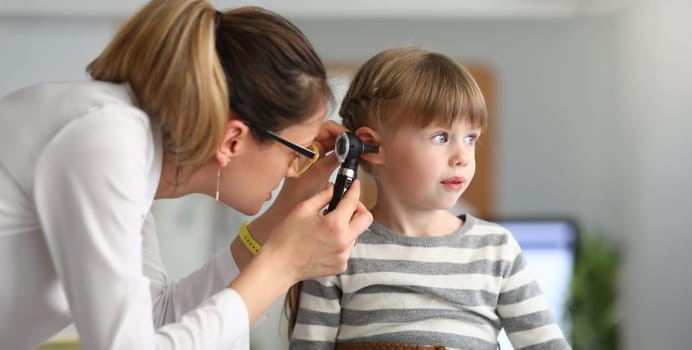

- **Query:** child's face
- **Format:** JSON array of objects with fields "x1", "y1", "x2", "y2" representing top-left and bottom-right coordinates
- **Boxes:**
[{"x1": 377, "y1": 119, "x2": 481, "y2": 211}]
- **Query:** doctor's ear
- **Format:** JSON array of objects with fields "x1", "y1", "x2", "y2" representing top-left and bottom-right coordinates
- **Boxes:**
[
  {"x1": 215, "y1": 119, "x2": 250, "y2": 166},
  {"x1": 355, "y1": 127, "x2": 383, "y2": 164}
]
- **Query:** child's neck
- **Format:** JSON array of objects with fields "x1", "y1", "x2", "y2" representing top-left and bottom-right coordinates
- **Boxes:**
[{"x1": 370, "y1": 204, "x2": 463, "y2": 237}]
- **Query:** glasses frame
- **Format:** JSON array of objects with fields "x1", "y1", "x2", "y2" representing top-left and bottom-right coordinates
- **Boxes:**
[{"x1": 245, "y1": 122, "x2": 319, "y2": 175}]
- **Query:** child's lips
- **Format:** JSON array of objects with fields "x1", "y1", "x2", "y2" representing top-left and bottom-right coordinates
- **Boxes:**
[
  {"x1": 441, "y1": 177, "x2": 466, "y2": 191},
  {"x1": 441, "y1": 176, "x2": 465, "y2": 185}
]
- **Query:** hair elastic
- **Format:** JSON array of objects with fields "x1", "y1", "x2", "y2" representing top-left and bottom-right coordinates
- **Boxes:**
[{"x1": 214, "y1": 10, "x2": 223, "y2": 30}]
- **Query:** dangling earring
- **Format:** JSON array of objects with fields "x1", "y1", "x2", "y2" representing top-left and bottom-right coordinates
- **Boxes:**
[
  {"x1": 215, "y1": 167, "x2": 221, "y2": 201},
  {"x1": 216, "y1": 158, "x2": 230, "y2": 201}
]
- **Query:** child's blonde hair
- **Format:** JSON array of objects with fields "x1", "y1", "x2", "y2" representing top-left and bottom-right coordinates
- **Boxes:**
[{"x1": 341, "y1": 47, "x2": 487, "y2": 135}]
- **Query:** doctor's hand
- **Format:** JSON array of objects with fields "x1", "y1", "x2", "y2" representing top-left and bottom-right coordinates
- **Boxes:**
[
  {"x1": 262, "y1": 179, "x2": 371, "y2": 280},
  {"x1": 229, "y1": 179, "x2": 372, "y2": 324}
]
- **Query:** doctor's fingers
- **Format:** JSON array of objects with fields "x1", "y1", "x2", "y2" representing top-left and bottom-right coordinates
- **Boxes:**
[
  {"x1": 324, "y1": 180, "x2": 373, "y2": 239},
  {"x1": 315, "y1": 120, "x2": 348, "y2": 152}
]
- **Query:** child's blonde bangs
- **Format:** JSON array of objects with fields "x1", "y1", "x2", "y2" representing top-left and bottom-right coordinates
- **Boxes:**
[{"x1": 390, "y1": 54, "x2": 487, "y2": 130}]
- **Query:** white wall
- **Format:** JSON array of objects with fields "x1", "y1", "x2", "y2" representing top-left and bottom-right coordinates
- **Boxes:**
[
  {"x1": 612, "y1": 0, "x2": 692, "y2": 349},
  {"x1": 1, "y1": 1, "x2": 690, "y2": 348},
  {"x1": 0, "y1": 17, "x2": 115, "y2": 95}
]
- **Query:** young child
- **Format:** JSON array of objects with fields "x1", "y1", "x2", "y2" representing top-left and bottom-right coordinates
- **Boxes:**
[{"x1": 286, "y1": 47, "x2": 571, "y2": 350}]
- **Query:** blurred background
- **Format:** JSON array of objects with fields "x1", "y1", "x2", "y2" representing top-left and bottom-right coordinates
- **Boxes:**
[{"x1": 2, "y1": 0, "x2": 690, "y2": 349}]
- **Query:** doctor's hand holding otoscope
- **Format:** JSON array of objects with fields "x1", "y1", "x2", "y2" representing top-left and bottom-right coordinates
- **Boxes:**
[{"x1": 327, "y1": 131, "x2": 379, "y2": 212}]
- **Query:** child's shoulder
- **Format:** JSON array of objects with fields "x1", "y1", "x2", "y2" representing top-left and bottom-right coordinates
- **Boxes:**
[
  {"x1": 463, "y1": 214, "x2": 512, "y2": 236},
  {"x1": 462, "y1": 215, "x2": 523, "y2": 252}
]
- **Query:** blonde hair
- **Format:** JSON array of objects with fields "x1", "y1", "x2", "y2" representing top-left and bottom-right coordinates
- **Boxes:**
[
  {"x1": 286, "y1": 48, "x2": 488, "y2": 336},
  {"x1": 87, "y1": 0, "x2": 225, "y2": 167},
  {"x1": 87, "y1": 0, "x2": 331, "y2": 171},
  {"x1": 341, "y1": 47, "x2": 487, "y2": 134}
]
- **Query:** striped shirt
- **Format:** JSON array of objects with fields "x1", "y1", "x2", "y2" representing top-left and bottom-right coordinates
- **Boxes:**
[{"x1": 290, "y1": 215, "x2": 571, "y2": 350}]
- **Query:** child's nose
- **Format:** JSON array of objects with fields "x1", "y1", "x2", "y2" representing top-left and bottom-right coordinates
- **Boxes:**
[{"x1": 450, "y1": 146, "x2": 472, "y2": 167}]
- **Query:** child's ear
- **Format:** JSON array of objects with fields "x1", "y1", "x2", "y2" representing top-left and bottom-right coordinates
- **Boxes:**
[
  {"x1": 355, "y1": 127, "x2": 383, "y2": 165},
  {"x1": 215, "y1": 119, "x2": 250, "y2": 167}
]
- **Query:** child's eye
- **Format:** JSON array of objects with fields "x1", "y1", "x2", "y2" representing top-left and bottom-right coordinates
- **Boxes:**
[
  {"x1": 432, "y1": 133, "x2": 449, "y2": 144},
  {"x1": 464, "y1": 134, "x2": 478, "y2": 145}
]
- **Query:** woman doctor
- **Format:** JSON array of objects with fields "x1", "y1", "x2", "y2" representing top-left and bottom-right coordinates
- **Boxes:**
[{"x1": 0, "y1": 0, "x2": 372, "y2": 349}]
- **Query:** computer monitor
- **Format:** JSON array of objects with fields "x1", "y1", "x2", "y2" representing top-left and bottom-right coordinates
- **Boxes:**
[{"x1": 495, "y1": 218, "x2": 577, "y2": 349}]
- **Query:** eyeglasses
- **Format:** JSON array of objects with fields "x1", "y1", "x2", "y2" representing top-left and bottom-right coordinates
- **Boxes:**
[{"x1": 247, "y1": 123, "x2": 319, "y2": 176}]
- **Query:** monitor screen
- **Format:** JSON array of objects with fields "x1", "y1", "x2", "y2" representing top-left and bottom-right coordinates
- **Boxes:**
[{"x1": 495, "y1": 219, "x2": 577, "y2": 349}]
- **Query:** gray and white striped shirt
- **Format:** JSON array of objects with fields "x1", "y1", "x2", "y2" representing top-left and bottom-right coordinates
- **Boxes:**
[{"x1": 290, "y1": 215, "x2": 570, "y2": 350}]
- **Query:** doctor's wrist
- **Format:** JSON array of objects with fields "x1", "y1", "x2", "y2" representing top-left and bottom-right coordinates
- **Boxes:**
[
  {"x1": 238, "y1": 221, "x2": 261, "y2": 255},
  {"x1": 230, "y1": 220, "x2": 266, "y2": 271}
]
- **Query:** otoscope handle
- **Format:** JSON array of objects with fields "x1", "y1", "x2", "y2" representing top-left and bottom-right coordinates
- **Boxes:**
[{"x1": 327, "y1": 167, "x2": 355, "y2": 212}]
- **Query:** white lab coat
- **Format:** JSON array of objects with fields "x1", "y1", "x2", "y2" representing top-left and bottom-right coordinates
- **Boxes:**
[{"x1": 0, "y1": 81, "x2": 250, "y2": 349}]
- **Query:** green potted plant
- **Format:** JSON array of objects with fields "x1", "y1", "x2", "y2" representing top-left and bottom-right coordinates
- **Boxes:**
[{"x1": 566, "y1": 233, "x2": 620, "y2": 350}]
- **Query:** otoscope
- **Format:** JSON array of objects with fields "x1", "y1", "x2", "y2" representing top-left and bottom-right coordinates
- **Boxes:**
[{"x1": 327, "y1": 132, "x2": 378, "y2": 212}]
